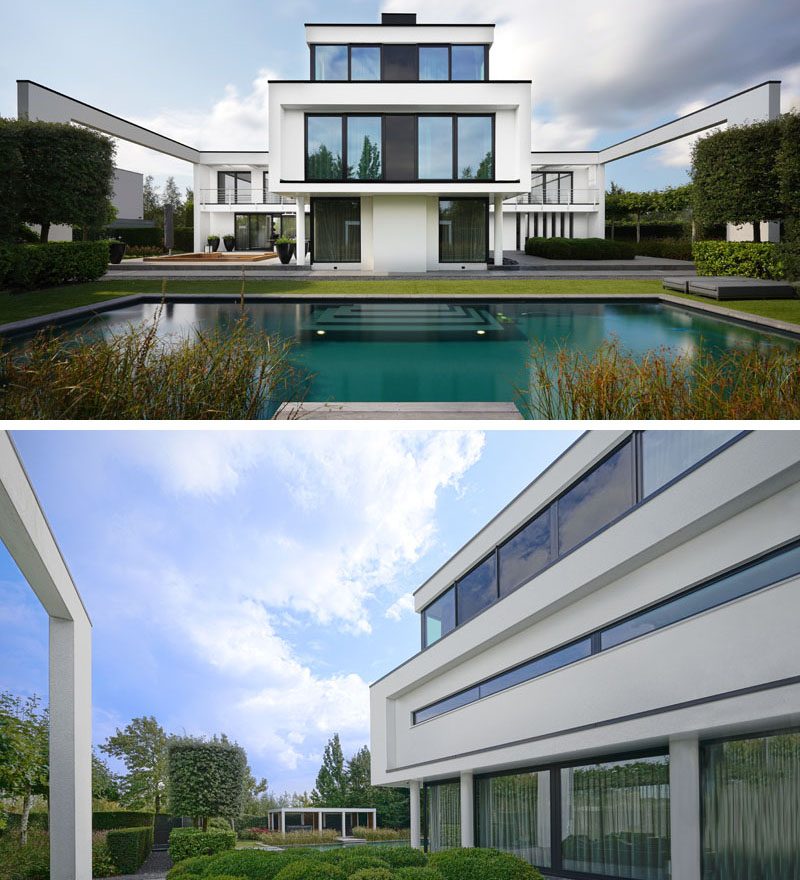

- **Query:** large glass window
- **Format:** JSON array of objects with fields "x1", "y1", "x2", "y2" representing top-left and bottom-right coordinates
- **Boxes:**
[
  {"x1": 439, "y1": 199, "x2": 488, "y2": 263},
  {"x1": 418, "y1": 117, "x2": 453, "y2": 179},
  {"x1": 642, "y1": 431, "x2": 740, "y2": 497},
  {"x1": 478, "y1": 638, "x2": 591, "y2": 700},
  {"x1": 477, "y1": 771, "x2": 551, "y2": 867},
  {"x1": 312, "y1": 198, "x2": 361, "y2": 263},
  {"x1": 306, "y1": 116, "x2": 343, "y2": 180},
  {"x1": 419, "y1": 46, "x2": 449, "y2": 80},
  {"x1": 451, "y1": 44, "x2": 486, "y2": 80},
  {"x1": 314, "y1": 45, "x2": 348, "y2": 81},
  {"x1": 350, "y1": 46, "x2": 381, "y2": 80},
  {"x1": 414, "y1": 685, "x2": 479, "y2": 724},
  {"x1": 457, "y1": 116, "x2": 493, "y2": 180},
  {"x1": 702, "y1": 732, "x2": 800, "y2": 880},
  {"x1": 422, "y1": 587, "x2": 455, "y2": 648},
  {"x1": 426, "y1": 782, "x2": 460, "y2": 851},
  {"x1": 561, "y1": 755, "x2": 670, "y2": 880},
  {"x1": 383, "y1": 44, "x2": 417, "y2": 80},
  {"x1": 557, "y1": 441, "x2": 634, "y2": 555},
  {"x1": 456, "y1": 553, "x2": 496, "y2": 624},
  {"x1": 347, "y1": 117, "x2": 382, "y2": 180},
  {"x1": 217, "y1": 171, "x2": 250, "y2": 204},
  {"x1": 498, "y1": 509, "x2": 552, "y2": 597}
]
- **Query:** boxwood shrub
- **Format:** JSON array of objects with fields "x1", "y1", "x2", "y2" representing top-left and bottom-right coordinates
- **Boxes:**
[
  {"x1": 524, "y1": 237, "x2": 635, "y2": 260},
  {"x1": 1, "y1": 241, "x2": 109, "y2": 290},
  {"x1": 106, "y1": 825, "x2": 153, "y2": 874},
  {"x1": 395, "y1": 869, "x2": 443, "y2": 880},
  {"x1": 335, "y1": 855, "x2": 390, "y2": 876},
  {"x1": 192, "y1": 848, "x2": 302, "y2": 879},
  {"x1": 347, "y1": 870, "x2": 394, "y2": 880},
  {"x1": 92, "y1": 810, "x2": 155, "y2": 830},
  {"x1": 427, "y1": 848, "x2": 544, "y2": 880},
  {"x1": 692, "y1": 240, "x2": 785, "y2": 279},
  {"x1": 274, "y1": 861, "x2": 347, "y2": 880},
  {"x1": 165, "y1": 853, "x2": 215, "y2": 878},
  {"x1": 373, "y1": 848, "x2": 427, "y2": 869},
  {"x1": 169, "y1": 828, "x2": 236, "y2": 863}
]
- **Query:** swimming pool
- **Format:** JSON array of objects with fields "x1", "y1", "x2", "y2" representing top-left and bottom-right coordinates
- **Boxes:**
[{"x1": 10, "y1": 298, "x2": 798, "y2": 407}]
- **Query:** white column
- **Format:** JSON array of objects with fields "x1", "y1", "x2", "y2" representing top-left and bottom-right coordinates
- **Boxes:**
[
  {"x1": 50, "y1": 617, "x2": 92, "y2": 880},
  {"x1": 493, "y1": 195, "x2": 504, "y2": 265},
  {"x1": 193, "y1": 164, "x2": 205, "y2": 253},
  {"x1": 460, "y1": 771, "x2": 474, "y2": 848},
  {"x1": 280, "y1": 810, "x2": 285, "y2": 835},
  {"x1": 295, "y1": 195, "x2": 307, "y2": 265},
  {"x1": 409, "y1": 781, "x2": 421, "y2": 849},
  {"x1": 589, "y1": 163, "x2": 606, "y2": 238},
  {"x1": 669, "y1": 737, "x2": 701, "y2": 880},
  {"x1": 341, "y1": 810, "x2": 347, "y2": 838}
]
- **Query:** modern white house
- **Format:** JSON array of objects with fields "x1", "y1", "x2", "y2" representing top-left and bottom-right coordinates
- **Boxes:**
[
  {"x1": 16, "y1": 12, "x2": 781, "y2": 269},
  {"x1": 369, "y1": 430, "x2": 800, "y2": 879}
]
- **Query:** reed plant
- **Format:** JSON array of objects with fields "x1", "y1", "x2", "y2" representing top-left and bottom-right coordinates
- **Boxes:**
[
  {"x1": 352, "y1": 827, "x2": 409, "y2": 841},
  {"x1": 519, "y1": 338, "x2": 800, "y2": 419},
  {"x1": 0, "y1": 308, "x2": 311, "y2": 419}
]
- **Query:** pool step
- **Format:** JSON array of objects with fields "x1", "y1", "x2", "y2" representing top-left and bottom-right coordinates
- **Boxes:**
[{"x1": 277, "y1": 402, "x2": 524, "y2": 420}]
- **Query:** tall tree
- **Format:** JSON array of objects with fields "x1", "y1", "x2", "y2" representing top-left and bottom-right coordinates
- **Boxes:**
[
  {"x1": 162, "y1": 176, "x2": 183, "y2": 214},
  {"x1": 142, "y1": 175, "x2": 162, "y2": 224},
  {"x1": 345, "y1": 746, "x2": 372, "y2": 806},
  {"x1": 182, "y1": 187, "x2": 195, "y2": 227},
  {"x1": 100, "y1": 715, "x2": 168, "y2": 812},
  {"x1": 92, "y1": 750, "x2": 121, "y2": 803},
  {"x1": 605, "y1": 183, "x2": 628, "y2": 239},
  {"x1": 0, "y1": 692, "x2": 49, "y2": 844},
  {"x1": 311, "y1": 733, "x2": 348, "y2": 807}
]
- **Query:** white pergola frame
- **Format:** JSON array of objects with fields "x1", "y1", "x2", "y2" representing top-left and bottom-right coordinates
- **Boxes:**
[
  {"x1": 267, "y1": 807, "x2": 378, "y2": 835},
  {"x1": 0, "y1": 432, "x2": 92, "y2": 880}
]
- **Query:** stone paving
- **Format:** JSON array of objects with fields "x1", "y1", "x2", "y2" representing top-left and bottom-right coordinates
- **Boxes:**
[{"x1": 97, "y1": 849, "x2": 172, "y2": 880}]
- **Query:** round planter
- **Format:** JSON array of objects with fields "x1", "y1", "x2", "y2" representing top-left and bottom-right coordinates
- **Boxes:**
[
  {"x1": 108, "y1": 241, "x2": 127, "y2": 264},
  {"x1": 208, "y1": 238, "x2": 220, "y2": 252},
  {"x1": 276, "y1": 242, "x2": 295, "y2": 265},
  {"x1": 223, "y1": 239, "x2": 236, "y2": 252}
]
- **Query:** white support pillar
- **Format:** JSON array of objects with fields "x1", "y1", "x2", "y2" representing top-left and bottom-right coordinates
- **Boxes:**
[
  {"x1": 669, "y1": 737, "x2": 701, "y2": 880},
  {"x1": 280, "y1": 810, "x2": 286, "y2": 835},
  {"x1": 409, "y1": 781, "x2": 421, "y2": 849},
  {"x1": 341, "y1": 809, "x2": 347, "y2": 838},
  {"x1": 295, "y1": 195, "x2": 307, "y2": 265},
  {"x1": 589, "y1": 163, "x2": 606, "y2": 239},
  {"x1": 460, "y1": 771, "x2": 474, "y2": 848},
  {"x1": 493, "y1": 194, "x2": 504, "y2": 265},
  {"x1": 193, "y1": 164, "x2": 205, "y2": 253}
]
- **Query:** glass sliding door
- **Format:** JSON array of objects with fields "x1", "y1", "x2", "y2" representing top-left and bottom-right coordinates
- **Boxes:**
[
  {"x1": 426, "y1": 782, "x2": 460, "y2": 851},
  {"x1": 439, "y1": 199, "x2": 488, "y2": 263},
  {"x1": 312, "y1": 199, "x2": 361, "y2": 263},
  {"x1": 234, "y1": 214, "x2": 270, "y2": 250}
]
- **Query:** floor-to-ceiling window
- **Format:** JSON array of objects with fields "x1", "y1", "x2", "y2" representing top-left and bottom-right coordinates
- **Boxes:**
[
  {"x1": 439, "y1": 199, "x2": 488, "y2": 263},
  {"x1": 702, "y1": 730, "x2": 800, "y2": 880},
  {"x1": 306, "y1": 116, "x2": 343, "y2": 180},
  {"x1": 218, "y1": 171, "x2": 251, "y2": 204},
  {"x1": 234, "y1": 214, "x2": 270, "y2": 250},
  {"x1": 425, "y1": 781, "x2": 461, "y2": 851},
  {"x1": 312, "y1": 198, "x2": 361, "y2": 263}
]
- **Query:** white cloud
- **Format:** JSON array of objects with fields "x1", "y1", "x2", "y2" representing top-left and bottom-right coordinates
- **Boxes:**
[{"x1": 385, "y1": 593, "x2": 415, "y2": 621}]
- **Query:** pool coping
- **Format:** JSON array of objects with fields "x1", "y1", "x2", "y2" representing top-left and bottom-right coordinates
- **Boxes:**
[{"x1": 1, "y1": 291, "x2": 799, "y2": 341}]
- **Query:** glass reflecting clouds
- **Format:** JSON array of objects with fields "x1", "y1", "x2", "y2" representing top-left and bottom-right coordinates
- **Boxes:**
[
  {"x1": 499, "y1": 510, "x2": 551, "y2": 596},
  {"x1": 314, "y1": 45, "x2": 348, "y2": 80},
  {"x1": 457, "y1": 553, "x2": 497, "y2": 623},
  {"x1": 419, "y1": 46, "x2": 449, "y2": 80},
  {"x1": 457, "y1": 116, "x2": 493, "y2": 179},
  {"x1": 452, "y1": 44, "x2": 485, "y2": 79},
  {"x1": 350, "y1": 46, "x2": 381, "y2": 80},
  {"x1": 418, "y1": 116, "x2": 453, "y2": 179}
]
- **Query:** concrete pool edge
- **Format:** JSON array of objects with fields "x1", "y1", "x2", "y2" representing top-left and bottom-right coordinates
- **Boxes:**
[{"x1": 1, "y1": 291, "x2": 799, "y2": 341}]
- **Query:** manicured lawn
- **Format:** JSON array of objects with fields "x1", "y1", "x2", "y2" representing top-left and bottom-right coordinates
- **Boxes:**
[{"x1": 1, "y1": 277, "x2": 799, "y2": 328}]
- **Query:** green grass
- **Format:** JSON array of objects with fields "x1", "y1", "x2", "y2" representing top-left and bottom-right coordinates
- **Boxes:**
[{"x1": 1, "y1": 277, "x2": 799, "y2": 328}]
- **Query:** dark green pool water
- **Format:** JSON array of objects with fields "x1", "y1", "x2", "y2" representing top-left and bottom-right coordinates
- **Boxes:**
[{"x1": 38, "y1": 299, "x2": 798, "y2": 405}]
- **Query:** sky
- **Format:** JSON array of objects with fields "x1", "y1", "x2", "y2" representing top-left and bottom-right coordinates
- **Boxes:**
[
  {"x1": 0, "y1": 428, "x2": 579, "y2": 795},
  {"x1": 2, "y1": 0, "x2": 799, "y2": 197}
]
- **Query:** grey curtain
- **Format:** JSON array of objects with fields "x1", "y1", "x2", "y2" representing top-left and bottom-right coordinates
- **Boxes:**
[
  {"x1": 477, "y1": 771, "x2": 551, "y2": 867},
  {"x1": 426, "y1": 782, "x2": 461, "y2": 851}
]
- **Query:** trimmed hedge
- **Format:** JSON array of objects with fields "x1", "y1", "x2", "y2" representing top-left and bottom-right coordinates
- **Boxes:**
[
  {"x1": 0, "y1": 240, "x2": 109, "y2": 290},
  {"x1": 274, "y1": 862, "x2": 347, "y2": 880},
  {"x1": 195, "y1": 850, "x2": 302, "y2": 879},
  {"x1": 628, "y1": 239, "x2": 694, "y2": 261},
  {"x1": 169, "y1": 828, "x2": 236, "y2": 863},
  {"x1": 108, "y1": 226, "x2": 162, "y2": 247},
  {"x1": 428, "y1": 848, "x2": 543, "y2": 880},
  {"x1": 164, "y1": 854, "x2": 215, "y2": 879},
  {"x1": 106, "y1": 825, "x2": 153, "y2": 874},
  {"x1": 370, "y1": 848, "x2": 427, "y2": 869},
  {"x1": 605, "y1": 221, "x2": 687, "y2": 240},
  {"x1": 348, "y1": 870, "x2": 394, "y2": 880},
  {"x1": 394, "y1": 869, "x2": 443, "y2": 880},
  {"x1": 692, "y1": 240, "x2": 785, "y2": 279},
  {"x1": 3, "y1": 812, "x2": 49, "y2": 832},
  {"x1": 175, "y1": 226, "x2": 195, "y2": 252},
  {"x1": 524, "y1": 237, "x2": 635, "y2": 260},
  {"x1": 93, "y1": 810, "x2": 155, "y2": 831}
]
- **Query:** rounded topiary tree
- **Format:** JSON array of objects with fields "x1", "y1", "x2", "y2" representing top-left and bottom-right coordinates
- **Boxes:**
[
  {"x1": 377, "y1": 847, "x2": 428, "y2": 868},
  {"x1": 273, "y1": 860, "x2": 347, "y2": 880},
  {"x1": 428, "y1": 848, "x2": 544, "y2": 880},
  {"x1": 167, "y1": 736, "x2": 247, "y2": 830}
]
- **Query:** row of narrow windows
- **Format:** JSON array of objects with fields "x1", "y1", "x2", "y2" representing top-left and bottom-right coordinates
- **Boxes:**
[{"x1": 311, "y1": 44, "x2": 488, "y2": 83}]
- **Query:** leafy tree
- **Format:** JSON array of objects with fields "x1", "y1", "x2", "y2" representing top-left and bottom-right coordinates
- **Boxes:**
[
  {"x1": 476, "y1": 151, "x2": 493, "y2": 180},
  {"x1": 162, "y1": 176, "x2": 183, "y2": 214},
  {"x1": 352, "y1": 136, "x2": 381, "y2": 180},
  {"x1": 345, "y1": 746, "x2": 372, "y2": 806},
  {"x1": 181, "y1": 187, "x2": 195, "y2": 227},
  {"x1": 142, "y1": 175, "x2": 162, "y2": 224},
  {"x1": 308, "y1": 145, "x2": 342, "y2": 180},
  {"x1": 605, "y1": 183, "x2": 628, "y2": 239},
  {"x1": 92, "y1": 749, "x2": 121, "y2": 802},
  {"x1": 311, "y1": 733, "x2": 348, "y2": 807},
  {"x1": 622, "y1": 190, "x2": 658, "y2": 242},
  {"x1": 0, "y1": 121, "x2": 23, "y2": 240},
  {"x1": 0, "y1": 692, "x2": 49, "y2": 844},
  {"x1": 100, "y1": 715, "x2": 168, "y2": 812}
]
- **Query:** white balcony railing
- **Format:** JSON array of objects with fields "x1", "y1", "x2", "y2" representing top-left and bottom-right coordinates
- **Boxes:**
[
  {"x1": 511, "y1": 188, "x2": 599, "y2": 206},
  {"x1": 200, "y1": 189, "x2": 296, "y2": 206}
]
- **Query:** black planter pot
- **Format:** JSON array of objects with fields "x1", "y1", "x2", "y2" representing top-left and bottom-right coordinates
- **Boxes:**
[
  {"x1": 109, "y1": 241, "x2": 127, "y2": 264},
  {"x1": 276, "y1": 242, "x2": 296, "y2": 265},
  {"x1": 208, "y1": 238, "x2": 220, "y2": 252},
  {"x1": 223, "y1": 238, "x2": 236, "y2": 252}
]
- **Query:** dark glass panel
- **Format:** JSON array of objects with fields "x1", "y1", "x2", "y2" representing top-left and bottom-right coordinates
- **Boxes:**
[
  {"x1": 456, "y1": 553, "x2": 497, "y2": 624},
  {"x1": 347, "y1": 117, "x2": 382, "y2": 180},
  {"x1": 314, "y1": 45, "x2": 348, "y2": 80},
  {"x1": 414, "y1": 686, "x2": 479, "y2": 724},
  {"x1": 384, "y1": 115, "x2": 416, "y2": 181},
  {"x1": 451, "y1": 44, "x2": 485, "y2": 80},
  {"x1": 439, "y1": 199, "x2": 488, "y2": 263},
  {"x1": 557, "y1": 441, "x2": 634, "y2": 554},
  {"x1": 383, "y1": 44, "x2": 418, "y2": 81},
  {"x1": 423, "y1": 587, "x2": 456, "y2": 647},
  {"x1": 642, "y1": 431, "x2": 740, "y2": 497},
  {"x1": 498, "y1": 509, "x2": 551, "y2": 596},
  {"x1": 476, "y1": 771, "x2": 551, "y2": 867},
  {"x1": 561, "y1": 755, "x2": 670, "y2": 879},
  {"x1": 307, "y1": 116, "x2": 343, "y2": 180},
  {"x1": 312, "y1": 198, "x2": 361, "y2": 263},
  {"x1": 419, "y1": 46, "x2": 449, "y2": 80},
  {"x1": 457, "y1": 116, "x2": 493, "y2": 180},
  {"x1": 478, "y1": 638, "x2": 591, "y2": 699},
  {"x1": 601, "y1": 541, "x2": 800, "y2": 651},
  {"x1": 350, "y1": 46, "x2": 381, "y2": 80},
  {"x1": 418, "y1": 116, "x2": 453, "y2": 179}
]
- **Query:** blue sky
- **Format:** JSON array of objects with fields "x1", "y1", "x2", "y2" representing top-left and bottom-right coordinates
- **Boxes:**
[
  {"x1": 0, "y1": 429, "x2": 578, "y2": 795},
  {"x1": 2, "y1": 0, "x2": 798, "y2": 195}
]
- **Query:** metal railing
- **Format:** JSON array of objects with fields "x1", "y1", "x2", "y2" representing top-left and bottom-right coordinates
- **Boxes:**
[
  {"x1": 199, "y1": 188, "x2": 296, "y2": 206},
  {"x1": 511, "y1": 188, "x2": 599, "y2": 206}
]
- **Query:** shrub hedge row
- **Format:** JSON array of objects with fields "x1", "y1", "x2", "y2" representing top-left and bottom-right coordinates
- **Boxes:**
[
  {"x1": 606, "y1": 221, "x2": 686, "y2": 240},
  {"x1": 101, "y1": 225, "x2": 195, "y2": 251},
  {"x1": 169, "y1": 828, "x2": 237, "y2": 863},
  {"x1": 93, "y1": 810, "x2": 155, "y2": 830},
  {"x1": 106, "y1": 825, "x2": 153, "y2": 874},
  {"x1": 2, "y1": 813, "x2": 49, "y2": 832},
  {"x1": 692, "y1": 240, "x2": 785, "y2": 279},
  {"x1": 524, "y1": 237, "x2": 635, "y2": 260},
  {"x1": 0, "y1": 241, "x2": 109, "y2": 290},
  {"x1": 628, "y1": 239, "x2": 694, "y2": 260}
]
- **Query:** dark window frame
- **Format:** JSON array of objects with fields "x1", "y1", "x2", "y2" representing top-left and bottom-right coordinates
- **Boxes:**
[
  {"x1": 348, "y1": 43, "x2": 382, "y2": 81},
  {"x1": 217, "y1": 170, "x2": 252, "y2": 204},
  {"x1": 309, "y1": 196, "x2": 362, "y2": 264},
  {"x1": 438, "y1": 196, "x2": 490, "y2": 264}
]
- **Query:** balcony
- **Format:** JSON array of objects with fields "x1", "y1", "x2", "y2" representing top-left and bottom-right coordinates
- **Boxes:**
[
  {"x1": 510, "y1": 188, "x2": 599, "y2": 206},
  {"x1": 199, "y1": 189, "x2": 296, "y2": 206}
]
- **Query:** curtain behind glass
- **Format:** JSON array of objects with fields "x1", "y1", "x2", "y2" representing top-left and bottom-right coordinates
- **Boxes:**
[
  {"x1": 427, "y1": 782, "x2": 461, "y2": 851},
  {"x1": 313, "y1": 199, "x2": 361, "y2": 263},
  {"x1": 702, "y1": 733, "x2": 800, "y2": 880},
  {"x1": 642, "y1": 431, "x2": 740, "y2": 497},
  {"x1": 561, "y1": 756, "x2": 670, "y2": 880},
  {"x1": 477, "y1": 772, "x2": 551, "y2": 867},
  {"x1": 439, "y1": 199, "x2": 487, "y2": 262}
]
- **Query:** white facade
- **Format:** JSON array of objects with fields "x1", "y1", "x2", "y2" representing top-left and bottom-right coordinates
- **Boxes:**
[{"x1": 370, "y1": 431, "x2": 800, "y2": 877}]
